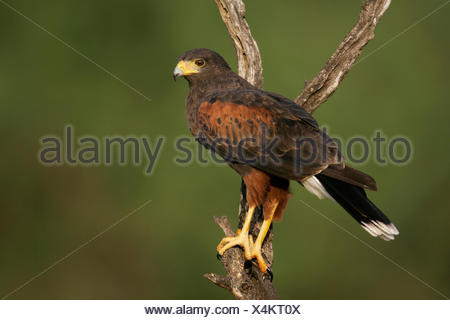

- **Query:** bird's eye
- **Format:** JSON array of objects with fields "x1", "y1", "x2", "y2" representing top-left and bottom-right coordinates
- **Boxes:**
[{"x1": 194, "y1": 59, "x2": 206, "y2": 67}]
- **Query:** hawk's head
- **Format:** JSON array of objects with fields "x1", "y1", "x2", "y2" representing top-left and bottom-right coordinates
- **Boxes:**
[{"x1": 173, "y1": 48, "x2": 231, "y2": 81}]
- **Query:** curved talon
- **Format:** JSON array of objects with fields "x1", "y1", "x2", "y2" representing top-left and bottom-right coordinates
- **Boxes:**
[
  {"x1": 266, "y1": 267, "x2": 274, "y2": 282},
  {"x1": 216, "y1": 251, "x2": 222, "y2": 260}
]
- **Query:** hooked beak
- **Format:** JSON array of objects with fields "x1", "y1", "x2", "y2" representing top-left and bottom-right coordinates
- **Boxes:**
[
  {"x1": 173, "y1": 65, "x2": 183, "y2": 81},
  {"x1": 173, "y1": 60, "x2": 200, "y2": 81}
]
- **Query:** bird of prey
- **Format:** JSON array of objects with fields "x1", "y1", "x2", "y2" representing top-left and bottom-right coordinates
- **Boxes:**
[{"x1": 173, "y1": 48, "x2": 399, "y2": 274}]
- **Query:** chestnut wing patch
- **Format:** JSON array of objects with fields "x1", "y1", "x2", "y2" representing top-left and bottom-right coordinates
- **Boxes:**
[
  {"x1": 198, "y1": 101, "x2": 274, "y2": 144},
  {"x1": 195, "y1": 95, "x2": 342, "y2": 180}
]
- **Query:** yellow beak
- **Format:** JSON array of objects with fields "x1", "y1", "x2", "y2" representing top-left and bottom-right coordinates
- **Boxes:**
[{"x1": 173, "y1": 60, "x2": 200, "y2": 80}]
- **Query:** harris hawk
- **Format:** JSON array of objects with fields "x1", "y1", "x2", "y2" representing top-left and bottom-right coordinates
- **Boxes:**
[{"x1": 173, "y1": 48, "x2": 398, "y2": 275}]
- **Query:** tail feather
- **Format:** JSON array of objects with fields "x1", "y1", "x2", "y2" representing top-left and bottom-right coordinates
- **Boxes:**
[
  {"x1": 322, "y1": 164, "x2": 378, "y2": 191},
  {"x1": 304, "y1": 174, "x2": 399, "y2": 241}
]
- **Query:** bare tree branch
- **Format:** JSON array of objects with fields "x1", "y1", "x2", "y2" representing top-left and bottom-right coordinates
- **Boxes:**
[
  {"x1": 213, "y1": 0, "x2": 264, "y2": 88},
  {"x1": 205, "y1": 0, "x2": 391, "y2": 299},
  {"x1": 204, "y1": 183, "x2": 278, "y2": 299},
  {"x1": 295, "y1": 0, "x2": 391, "y2": 113}
]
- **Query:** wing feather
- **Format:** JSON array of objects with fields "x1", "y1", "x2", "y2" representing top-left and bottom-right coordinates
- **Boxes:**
[{"x1": 193, "y1": 89, "x2": 343, "y2": 180}]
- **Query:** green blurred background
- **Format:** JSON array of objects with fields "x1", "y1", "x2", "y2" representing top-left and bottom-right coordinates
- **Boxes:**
[{"x1": 1, "y1": 0, "x2": 449, "y2": 299}]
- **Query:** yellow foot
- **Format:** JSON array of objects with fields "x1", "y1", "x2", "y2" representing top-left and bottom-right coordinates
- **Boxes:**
[
  {"x1": 216, "y1": 231, "x2": 252, "y2": 260},
  {"x1": 217, "y1": 234, "x2": 270, "y2": 275},
  {"x1": 215, "y1": 204, "x2": 274, "y2": 279},
  {"x1": 249, "y1": 240, "x2": 268, "y2": 273}
]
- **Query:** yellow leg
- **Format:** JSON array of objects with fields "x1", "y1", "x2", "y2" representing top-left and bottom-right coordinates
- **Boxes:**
[
  {"x1": 250, "y1": 202, "x2": 278, "y2": 273},
  {"x1": 216, "y1": 206, "x2": 255, "y2": 259}
]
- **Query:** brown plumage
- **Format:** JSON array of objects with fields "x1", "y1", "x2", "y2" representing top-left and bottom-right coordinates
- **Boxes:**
[{"x1": 174, "y1": 48, "x2": 398, "y2": 274}]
